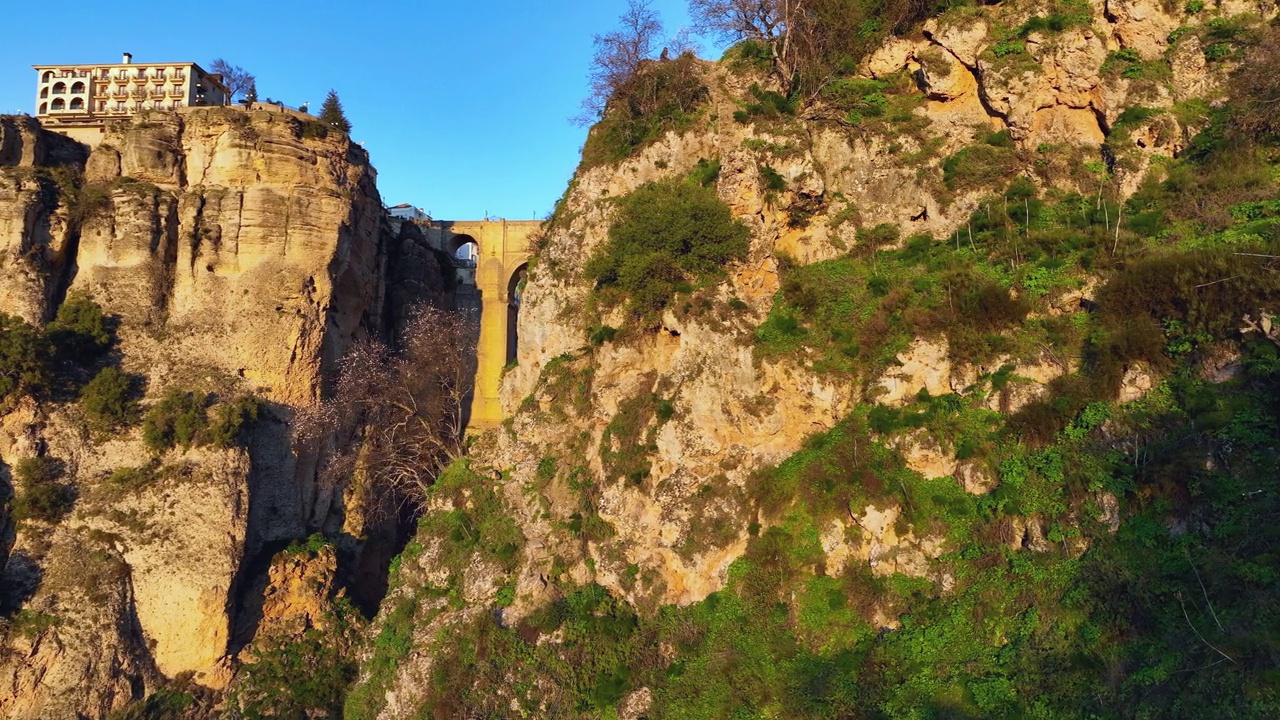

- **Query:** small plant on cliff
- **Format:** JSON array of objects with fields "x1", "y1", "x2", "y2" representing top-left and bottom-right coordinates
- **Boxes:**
[
  {"x1": 11, "y1": 456, "x2": 73, "y2": 524},
  {"x1": 80, "y1": 366, "x2": 141, "y2": 431},
  {"x1": 586, "y1": 178, "x2": 750, "y2": 316},
  {"x1": 206, "y1": 395, "x2": 263, "y2": 449},
  {"x1": 46, "y1": 293, "x2": 113, "y2": 364},
  {"x1": 0, "y1": 313, "x2": 50, "y2": 405},
  {"x1": 142, "y1": 388, "x2": 209, "y2": 453}
]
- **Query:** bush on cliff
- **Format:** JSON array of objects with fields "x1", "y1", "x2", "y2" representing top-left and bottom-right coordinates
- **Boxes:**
[
  {"x1": 46, "y1": 293, "x2": 113, "y2": 363},
  {"x1": 11, "y1": 456, "x2": 73, "y2": 524},
  {"x1": 80, "y1": 367, "x2": 141, "y2": 431},
  {"x1": 586, "y1": 179, "x2": 750, "y2": 316},
  {"x1": 142, "y1": 389, "x2": 209, "y2": 453},
  {"x1": 0, "y1": 313, "x2": 50, "y2": 405},
  {"x1": 580, "y1": 54, "x2": 709, "y2": 169}
]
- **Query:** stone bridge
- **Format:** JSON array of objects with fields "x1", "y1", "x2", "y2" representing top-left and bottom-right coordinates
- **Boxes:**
[{"x1": 414, "y1": 219, "x2": 540, "y2": 430}]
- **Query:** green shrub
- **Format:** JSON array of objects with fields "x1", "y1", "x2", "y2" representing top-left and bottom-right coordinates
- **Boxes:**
[
  {"x1": 588, "y1": 325, "x2": 618, "y2": 346},
  {"x1": 581, "y1": 54, "x2": 708, "y2": 169},
  {"x1": 80, "y1": 367, "x2": 139, "y2": 431},
  {"x1": 11, "y1": 456, "x2": 73, "y2": 523},
  {"x1": 688, "y1": 157, "x2": 721, "y2": 186},
  {"x1": 586, "y1": 179, "x2": 750, "y2": 316},
  {"x1": 733, "y1": 83, "x2": 797, "y2": 123},
  {"x1": 106, "y1": 688, "x2": 194, "y2": 720},
  {"x1": 142, "y1": 389, "x2": 209, "y2": 453},
  {"x1": 299, "y1": 119, "x2": 329, "y2": 139},
  {"x1": 760, "y1": 164, "x2": 787, "y2": 192},
  {"x1": 0, "y1": 313, "x2": 51, "y2": 404},
  {"x1": 206, "y1": 395, "x2": 262, "y2": 449},
  {"x1": 46, "y1": 293, "x2": 112, "y2": 362},
  {"x1": 0, "y1": 609, "x2": 59, "y2": 640},
  {"x1": 106, "y1": 463, "x2": 163, "y2": 495},
  {"x1": 943, "y1": 142, "x2": 1021, "y2": 192}
]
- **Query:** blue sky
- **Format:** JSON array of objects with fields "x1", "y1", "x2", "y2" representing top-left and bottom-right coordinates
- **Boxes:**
[{"x1": 0, "y1": 1, "x2": 708, "y2": 220}]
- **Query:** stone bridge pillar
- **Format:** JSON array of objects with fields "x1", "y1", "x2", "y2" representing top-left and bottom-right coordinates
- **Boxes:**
[{"x1": 421, "y1": 219, "x2": 537, "y2": 431}]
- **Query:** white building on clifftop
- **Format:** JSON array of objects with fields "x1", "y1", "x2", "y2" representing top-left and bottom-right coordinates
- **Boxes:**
[{"x1": 32, "y1": 53, "x2": 229, "y2": 146}]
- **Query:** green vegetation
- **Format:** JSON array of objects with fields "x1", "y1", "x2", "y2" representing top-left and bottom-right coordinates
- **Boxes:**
[
  {"x1": 319, "y1": 89, "x2": 352, "y2": 133},
  {"x1": 942, "y1": 130, "x2": 1022, "y2": 193},
  {"x1": 206, "y1": 395, "x2": 262, "y2": 449},
  {"x1": 46, "y1": 293, "x2": 112, "y2": 363},
  {"x1": 346, "y1": 459, "x2": 524, "y2": 720},
  {"x1": 0, "y1": 313, "x2": 50, "y2": 405},
  {"x1": 10, "y1": 456, "x2": 73, "y2": 523},
  {"x1": 0, "y1": 609, "x2": 59, "y2": 640},
  {"x1": 585, "y1": 179, "x2": 750, "y2": 316},
  {"x1": 142, "y1": 389, "x2": 209, "y2": 453},
  {"x1": 0, "y1": 295, "x2": 118, "y2": 409},
  {"x1": 106, "y1": 688, "x2": 196, "y2": 720},
  {"x1": 231, "y1": 598, "x2": 362, "y2": 720},
  {"x1": 140, "y1": 390, "x2": 261, "y2": 454},
  {"x1": 80, "y1": 367, "x2": 140, "y2": 431},
  {"x1": 581, "y1": 54, "x2": 708, "y2": 169},
  {"x1": 733, "y1": 83, "x2": 798, "y2": 123}
]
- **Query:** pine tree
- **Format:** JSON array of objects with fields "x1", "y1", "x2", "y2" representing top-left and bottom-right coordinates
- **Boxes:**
[
  {"x1": 242, "y1": 80, "x2": 258, "y2": 106},
  {"x1": 319, "y1": 90, "x2": 351, "y2": 133}
]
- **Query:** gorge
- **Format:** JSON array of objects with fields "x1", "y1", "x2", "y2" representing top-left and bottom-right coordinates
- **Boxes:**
[{"x1": 3, "y1": 0, "x2": 1280, "y2": 718}]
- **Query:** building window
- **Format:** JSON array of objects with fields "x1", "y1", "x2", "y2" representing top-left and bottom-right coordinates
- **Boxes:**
[
  {"x1": 41, "y1": 71, "x2": 53, "y2": 82},
  {"x1": 116, "y1": 101, "x2": 125, "y2": 111},
  {"x1": 69, "y1": 98, "x2": 84, "y2": 111},
  {"x1": 52, "y1": 82, "x2": 66, "y2": 95},
  {"x1": 40, "y1": 88, "x2": 48, "y2": 98},
  {"x1": 39, "y1": 102, "x2": 47, "y2": 114},
  {"x1": 97, "y1": 101, "x2": 106, "y2": 111},
  {"x1": 51, "y1": 98, "x2": 65, "y2": 111},
  {"x1": 71, "y1": 81, "x2": 85, "y2": 94}
]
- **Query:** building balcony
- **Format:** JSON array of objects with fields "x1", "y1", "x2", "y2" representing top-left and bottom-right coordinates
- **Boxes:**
[{"x1": 169, "y1": 87, "x2": 185, "y2": 97}]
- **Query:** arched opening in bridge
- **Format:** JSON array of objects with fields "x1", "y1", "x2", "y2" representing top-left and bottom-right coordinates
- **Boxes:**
[
  {"x1": 506, "y1": 263, "x2": 528, "y2": 365},
  {"x1": 453, "y1": 238, "x2": 478, "y2": 266},
  {"x1": 449, "y1": 233, "x2": 480, "y2": 310}
]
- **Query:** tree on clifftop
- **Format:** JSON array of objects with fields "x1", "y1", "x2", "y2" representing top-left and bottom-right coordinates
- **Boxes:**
[
  {"x1": 209, "y1": 58, "x2": 255, "y2": 103},
  {"x1": 577, "y1": 0, "x2": 665, "y2": 124},
  {"x1": 319, "y1": 90, "x2": 352, "y2": 133}
]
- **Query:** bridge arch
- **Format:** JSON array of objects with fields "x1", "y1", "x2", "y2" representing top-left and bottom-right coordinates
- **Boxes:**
[
  {"x1": 506, "y1": 262, "x2": 528, "y2": 365},
  {"x1": 410, "y1": 218, "x2": 540, "y2": 430}
]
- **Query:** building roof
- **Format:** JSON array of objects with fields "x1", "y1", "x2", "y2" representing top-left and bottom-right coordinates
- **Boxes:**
[{"x1": 33, "y1": 61, "x2": 214, "y2": 71}]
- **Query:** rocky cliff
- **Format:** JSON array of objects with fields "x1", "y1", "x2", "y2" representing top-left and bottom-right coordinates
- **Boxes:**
[
  {"x1": 354, "y1": 0, "x2": 1280, "y2": 718},
  {"x1": 0, "y1": 108, "x2": 448, "y2": 718}
]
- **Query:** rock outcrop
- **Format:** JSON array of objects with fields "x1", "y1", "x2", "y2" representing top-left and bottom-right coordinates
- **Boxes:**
[
  {"x1": 0, "y1": 109, "x2": 448, "y2": 718},
  {"x1": 360, "y1": 0, "x2": 1277, "y2": 716}
]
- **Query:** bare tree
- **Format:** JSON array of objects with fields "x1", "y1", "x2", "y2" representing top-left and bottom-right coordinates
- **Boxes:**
[
  {"x1": 294, "y1": 305, "x2": 478, "y2": 513},
  {"x1": 209, "y1": 58, "x2": 256, "y2": 104},
  {"x1": 689, "y1": 0, "x2": 796, "y2": 81},
  {"x1": 577, "y1": 0, "x2": 665, "y2": 124}
]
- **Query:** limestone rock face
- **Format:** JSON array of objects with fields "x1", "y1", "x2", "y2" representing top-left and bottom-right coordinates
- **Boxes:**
[
  {"x1": 73, "y1": 109, "x2": 391, "y2": 406},
  {"x1": 0, "y1": 118, "x2": 86, "y2": 324},
  {"x1": 0, "y1": 108, "x2": 446, "y2": 718}
]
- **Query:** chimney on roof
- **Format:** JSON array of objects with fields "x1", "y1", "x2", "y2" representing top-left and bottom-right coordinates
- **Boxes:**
[{"x1": 122, "y1": 52, "x2": 132, "y2": 64}]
